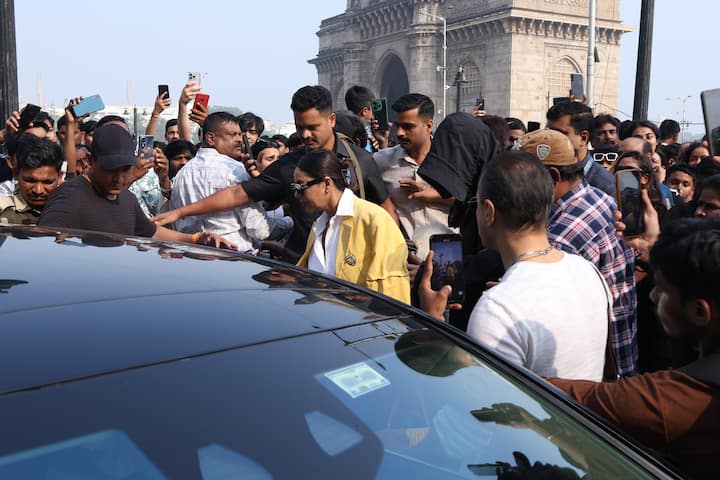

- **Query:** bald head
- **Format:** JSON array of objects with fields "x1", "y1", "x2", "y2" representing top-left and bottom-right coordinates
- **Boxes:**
[{"x1": 619, "y1": 136, "x2": 652, "y2": 158}]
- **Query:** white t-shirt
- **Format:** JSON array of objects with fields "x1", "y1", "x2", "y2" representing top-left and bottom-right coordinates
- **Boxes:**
[{"x1": 467, "y1": 252, "x2": 609, "y2": 381}]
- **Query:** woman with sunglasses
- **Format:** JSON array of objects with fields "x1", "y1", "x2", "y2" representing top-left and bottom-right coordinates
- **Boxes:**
[{"x1": 294, "y1": 149, "x2": 410, "y2": 303}]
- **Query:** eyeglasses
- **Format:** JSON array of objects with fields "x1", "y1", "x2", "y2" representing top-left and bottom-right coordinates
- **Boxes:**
[
  {"x1": 290, "y1": 177, "x2": 324, "y2": 194},
  {"x1": 593, "y1": 152, "x2": 619, "y2": 164}
]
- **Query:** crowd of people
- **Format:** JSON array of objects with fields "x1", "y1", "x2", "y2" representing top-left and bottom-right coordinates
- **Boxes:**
[{"x1": 1, "y1": 80, "x2": 719, "y2": 477}]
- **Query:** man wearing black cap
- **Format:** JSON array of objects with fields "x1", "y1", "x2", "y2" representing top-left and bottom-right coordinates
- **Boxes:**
[{"x1": 39, "y1": 124, "x2": 232, "y2": 248}]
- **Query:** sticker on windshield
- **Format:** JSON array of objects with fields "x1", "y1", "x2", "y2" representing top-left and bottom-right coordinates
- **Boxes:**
[{"x1": 324, "y1": 362, "x2": 390, "y2": 398}]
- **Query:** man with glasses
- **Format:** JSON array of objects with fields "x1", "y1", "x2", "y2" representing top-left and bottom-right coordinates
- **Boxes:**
[{"x1": 592, "y1": 144, "x2": 620, "y2": 172}]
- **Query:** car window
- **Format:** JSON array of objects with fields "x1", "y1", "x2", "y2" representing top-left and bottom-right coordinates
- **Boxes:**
[{"x1": 0, "y1": 319, "x2": 662, "y2": 479}]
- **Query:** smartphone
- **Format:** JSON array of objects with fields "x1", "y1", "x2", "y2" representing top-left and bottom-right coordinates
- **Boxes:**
[
  {"x1": 615, "y1": 170, "x2": 644, "y2": 238},
  {"x1": 158, "y1": 84, "x2": 169, "y2": 99},
  {"x1": 552, "y1": 96, "x2": 570, "y2": 105},
  {"x1": 701, "y1": 88, "x2": 720, "y2": 156},
  {"x1": 429, "y1": 233, "x2": 465, "y2": 303},
  {"x1": 71, "y1": 95, "x2": 105, "y2": 118},
  {"x1": 242, "y1": 133, "x2": 254, "y2": 160},
  {"x1": 570, "y1": 73, "x2": 584, "y2": 99},
  {"x1": 527, "y1": 121, "x2": 541, "y2": 132},
  {"x1": 188, "y1": 71, "x2": 202, "y2": 87},
  {"x1": 137, "y1": 135, "x2": 154, "y2": 159},
  {"x1": 371, "y1": 97, "x2": 389, "y2": 132},
  {"x1": 18, "y1": 104, "x2": 41, "y2": 130},
  {"x1": 192, "y1": 93, "x2": 210, "y2": 112},
  {"x1": 475, "y1": 97, "x2": 485, "y2": 110}
]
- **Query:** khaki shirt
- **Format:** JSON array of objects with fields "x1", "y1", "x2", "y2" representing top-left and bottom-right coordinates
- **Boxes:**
[
  {"x1": 373, "y1": 145, "x2": 455, "y2": 256},
  {"x1": 0, "y1": 193, "x2": 41, "y2": 225}
]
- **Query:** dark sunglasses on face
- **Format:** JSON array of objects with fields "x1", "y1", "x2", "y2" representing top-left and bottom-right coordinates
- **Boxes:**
[
  {"x1": 593, "y1": 152, "x2": 619, "y2": 164},
  {"x1": 290, "y1": 177, "x2": 324, "y2": 194}
]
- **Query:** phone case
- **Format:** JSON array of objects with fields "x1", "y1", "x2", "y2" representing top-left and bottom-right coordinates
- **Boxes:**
[{"x1": 193, "y1": 93, "x2": 209, "y2": 111}]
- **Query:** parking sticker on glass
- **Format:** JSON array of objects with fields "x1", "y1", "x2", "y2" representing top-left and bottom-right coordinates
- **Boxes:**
[{"x1": 324, "y1": 362, "x2": 390, "y2": 398}]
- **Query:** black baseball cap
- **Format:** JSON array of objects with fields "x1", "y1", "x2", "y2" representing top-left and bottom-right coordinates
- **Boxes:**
[{"x1": 91, "y1": 124, "x2": 136, "y2": 170}]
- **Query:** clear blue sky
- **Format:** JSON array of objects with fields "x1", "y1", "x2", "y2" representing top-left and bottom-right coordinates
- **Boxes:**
[{"x1": 14, "y1": 1, "x2": 712, "y2": 134}]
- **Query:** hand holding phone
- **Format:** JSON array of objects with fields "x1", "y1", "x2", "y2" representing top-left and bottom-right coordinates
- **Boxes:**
[
  {"x1": 18, "y1": 104, "x2": 41, "y2": 130},
  {"x1": 137, "y1": 135, "x2": 154, "y2": 160},
  {"x1": 71, "y1": 95, "x2": 105, "y2": 118},
  {"x1": 570, "y1": 73, "x2": 584, "y2": 100},
  {"x1": 615, "y1": 169, "x2": 644, "y2": 238},
  {"x1": 429, "y1": 234, "x2": 465, "y2": 303},
  {"x1": 371, "y1": 97, "x2": 389, "y2": 132},
  {"x1": 192, "y1": 93, "x2": 209, "y2": 112}
]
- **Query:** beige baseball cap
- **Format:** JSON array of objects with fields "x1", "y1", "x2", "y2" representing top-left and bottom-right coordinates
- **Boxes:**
[{"x1": 515, "y1": 129, "x2": 576, "y2": 166}]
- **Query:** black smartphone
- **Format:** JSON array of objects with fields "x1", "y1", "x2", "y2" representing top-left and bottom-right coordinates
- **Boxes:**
[
  {"x1": 615, "y1": 170, "x2": 643, "y2": 238},
  {"x1": 570, "y1": 73, "x2": 584, "y2": 99},
  {"x1": 475, "y1": 97, "x2": 485, "y2": 110},
  {"x1": 527, "y1": 121, "x2": 541, "y2": 132},
  {"x1": 553, "y1": 96, "x2": 570, "y2": 105},
  {"x1": 242, "y1": 133, "x2": 254, "y2": 160},
  {"x1": 701, "y1": 88, "x2": 720, "y2": 156},
  {"x1": 429, "y1": 233, "x2": 465, "y2": 304},
  {"x1": 158, "y1": 84, "x2": 169, "y2": 99},
  {"x1": 371, "y1": 97, "x2": 389, "y2": 132},
  {"x1": 19, "y1": 104, "x2": 41, "y2": 130}
]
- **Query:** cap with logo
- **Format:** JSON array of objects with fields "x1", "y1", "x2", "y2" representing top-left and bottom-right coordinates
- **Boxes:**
[
  {"x1": 514, "y1": 128, "x2": 576, "y2": 167},
  {"x1": 90, "y1": 124, "x2": 137, "y2": 170}
]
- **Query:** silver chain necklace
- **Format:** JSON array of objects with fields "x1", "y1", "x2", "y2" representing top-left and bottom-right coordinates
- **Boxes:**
[{"x1": 515, "y1": 245, "x2": 553, "y2": 263}]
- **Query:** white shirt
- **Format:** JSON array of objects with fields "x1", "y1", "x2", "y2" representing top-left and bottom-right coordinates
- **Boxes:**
[
  {"x1": 0, "y1": 180, "x2": 16, "y2": 197},
  {"x1": 168, "y1": 147, "x2": 270, "y2": 253},
  {"x1": 467, "y1": 252, "x2": 610, "y2": 381},
  {"x1": 308, "y1": 188, "x2": 355, "y2": 275}
]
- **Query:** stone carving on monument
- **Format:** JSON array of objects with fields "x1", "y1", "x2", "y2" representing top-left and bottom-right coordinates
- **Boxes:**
[{"x1": 310, "y1": 0, "x2": 631, "y2": 125}]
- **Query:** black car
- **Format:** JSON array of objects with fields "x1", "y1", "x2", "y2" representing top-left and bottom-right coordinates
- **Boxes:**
[{"x1": 0, "y1": 225, "x2": 681, "y2": 479}]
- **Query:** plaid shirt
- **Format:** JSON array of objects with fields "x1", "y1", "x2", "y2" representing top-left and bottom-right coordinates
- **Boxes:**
[{"x1": 548, "y1": 182, "x2": 638, "y2": 376}]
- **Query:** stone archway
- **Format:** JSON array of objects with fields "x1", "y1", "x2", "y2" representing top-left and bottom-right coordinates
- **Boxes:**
[{"x1": 376, "y1": 53, "x2": 409, "y2": 121}]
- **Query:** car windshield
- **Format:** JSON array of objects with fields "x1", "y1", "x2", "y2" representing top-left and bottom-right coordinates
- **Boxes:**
[{"x1": 0, "y1": 317, "x2": 658, "y2": 479}]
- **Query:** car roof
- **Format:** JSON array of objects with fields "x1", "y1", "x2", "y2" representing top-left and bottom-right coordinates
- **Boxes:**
[{"x1": 0, "y1": 226, "x2": 411, "y2": 395}]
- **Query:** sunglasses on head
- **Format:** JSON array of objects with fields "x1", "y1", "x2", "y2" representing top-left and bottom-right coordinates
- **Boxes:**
[
  {"x1": 290, "y1": 177, "x2": 324, "y2": 194},
  {"x1": 593, "y1": 152, "x2": 619, "y2": 163}
]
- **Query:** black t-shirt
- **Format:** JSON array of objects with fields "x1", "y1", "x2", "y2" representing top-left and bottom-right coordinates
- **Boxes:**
[
  {"x1": 38, "y1": 176, "x2": 158, "y2": 237},
  {"x1": 242, "y1": 134, "x2": 389, "y2": 256}
]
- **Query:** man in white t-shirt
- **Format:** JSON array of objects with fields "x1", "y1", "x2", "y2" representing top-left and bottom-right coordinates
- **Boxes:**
[{"x1": 420, "y1": 150, "x2": 610, "y2": 381}]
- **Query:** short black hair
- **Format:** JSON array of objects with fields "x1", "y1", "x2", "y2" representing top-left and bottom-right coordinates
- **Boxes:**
[
  {"x1": 79, "y1": 119, "x2": 96, "y2": 133},
  {"x1": 202, "y1": 112, "x2": 239, "y2": 141},
  {"x1": 14, "y1": 134, "x2": 63, "y2": 173},
  {"x1": 333, "y1": 110, "x2": 368, "y2": 149},
  {"x1": 546, "y1": 101, "x2": 592, "y2": 122},
  {"x1": 480, "y1": 115, "x2": 510, "y2": 148},
  {"x1": 165, "y1": 140, "x2": 196, "y2": 160},
  {"x1": 618, "y1": 120, "x2": 635, "y2": 140},
  {"x1": 478, "y1": 150, "x2": 554, "y2": 230},
  {"x1": 287, "y1": 132, "x2": 303, "y2": 150},
  {"x1": 271, "y1": 134, "x2": 289, "y2": 146},
  {"x1": 660, "y1": 119, "x2": 681, "y2": 139},
  {"x1": 33, "y1": 111, "x2": 53, "y2": 128},
  {"x1": 632, "y1": 120, "x2": 660, "y2": 140},
  {"x1": 344, "y1": 85, "x2": 375, "y2": 115},
  {"x1": 57, "y1": 115, "x2": 68, "y2": 130},
  {"x1": 650, "y1": 218, "x2": 720, "y2": 306},
  {"x1": 505, "y1": 117, "x2": 527, "y2": 132},
  {"x1": 164, "y1": 118, "x2": 178, "y2": 133},
  {"x1": 593, "y1": 113, "x2": 620, "y2": 130},
  {"x1": 97, "y1": 115, "x2": 127, "y2": 128},
  {"x1": 666, "y1": 163, "x2": 695, "y2": 185},
  {"x1": 291, "y1": 85, "x2": 333, "y2": 114},
  {"x1": 237, "y1": 112, "x2": 265, "y2": 136},
  {"x1": 391, "y1": 93, "x2": 434, "y2": 119}
]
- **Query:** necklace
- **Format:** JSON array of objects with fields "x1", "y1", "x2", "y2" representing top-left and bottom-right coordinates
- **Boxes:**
[{"x1": 515, "y1": 246, "x2": 553, "y2": 262}]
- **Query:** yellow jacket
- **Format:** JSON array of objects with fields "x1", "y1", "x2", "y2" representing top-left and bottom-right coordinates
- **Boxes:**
[{"x1": 298, "y1": 195, "x2": 410, "y2": 303}]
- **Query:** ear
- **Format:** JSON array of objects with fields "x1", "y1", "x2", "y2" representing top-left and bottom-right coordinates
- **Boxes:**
[
  {"x1": 483, "y1": 199, "x2": 496, "y2": 226},
  {"x1": 425, "y1": 118, "x2": 434, "y2": 133},
  {"x1": 328, "y1": 112, "x2": 336, "y2": 129},
  {"x1": 548, "y1": 167, "x2": 561, "y2": 184},
  {"x1": 691, "y1": 298, "x2": 713, "y2": 329},
  {"x1": 580, "y1": 130, "x2": 590, "y2": 146},
  {"x1": 205, "y1": 131, "x2": 215, "y2": 147}
]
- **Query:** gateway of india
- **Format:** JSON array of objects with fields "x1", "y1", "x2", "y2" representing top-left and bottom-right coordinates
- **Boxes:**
[{"x1": 310, "y1": 0, "x2": 631, "y2": 125}]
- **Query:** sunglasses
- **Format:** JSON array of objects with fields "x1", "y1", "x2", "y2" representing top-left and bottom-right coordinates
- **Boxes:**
[
  {"x1": 290, "y1": 177, "x2": 324, "y2": 194},
  {"x1": 593, "y1": 152, "x2": 619, "y2": 164}
]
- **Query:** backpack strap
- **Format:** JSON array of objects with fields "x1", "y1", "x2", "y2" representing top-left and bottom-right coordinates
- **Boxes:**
[{"x1": 336, "y1": 133, "x2": 366, "y2": 200}]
